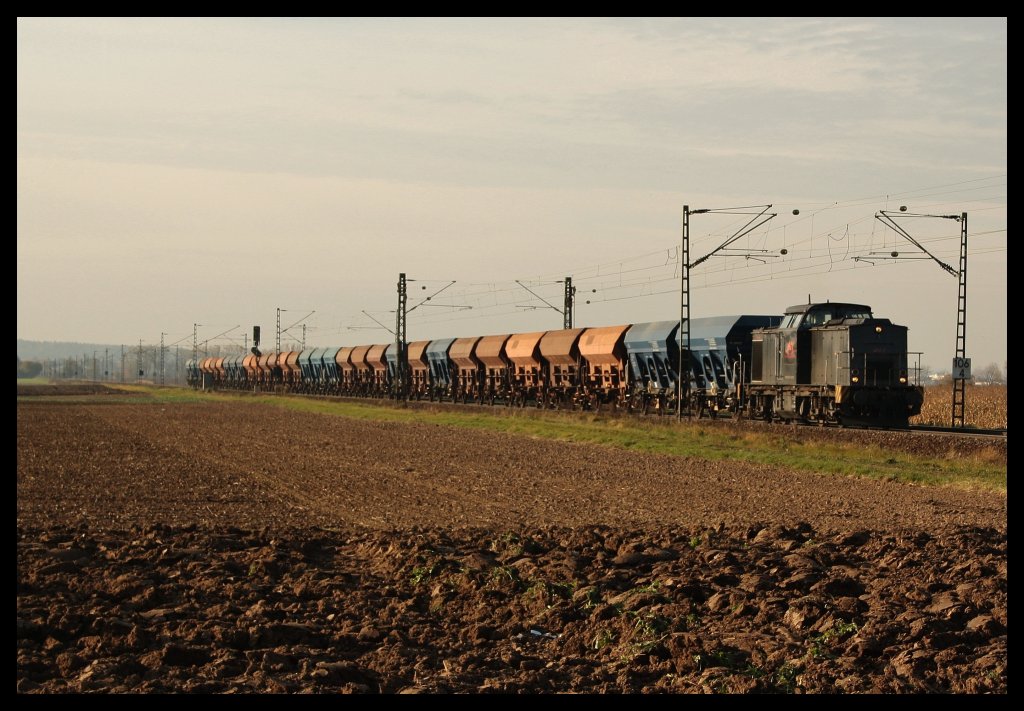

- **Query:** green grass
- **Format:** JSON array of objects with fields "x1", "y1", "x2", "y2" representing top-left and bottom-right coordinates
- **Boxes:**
[
  {"x1": 254, "y1": 395, "x2": 1005, "y2": 492},
  {"x1": 22, "y1": 386, "x2": 1007, "y2": 492},
  {"x1": 16, "y1": 377, "x2": 52, "y2": 385},
  {"x1": 16, "y1": 383, "x2": 203, "y2": 405}
]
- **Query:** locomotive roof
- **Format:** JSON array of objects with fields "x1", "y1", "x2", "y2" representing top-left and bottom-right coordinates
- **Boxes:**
[{"x1": 784, "y1": 302, "x2": 871, "y2": 315}]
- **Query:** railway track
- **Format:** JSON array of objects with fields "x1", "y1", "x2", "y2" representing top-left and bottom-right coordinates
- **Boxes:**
[
  {"x1": 905, "y1": 424, "x2": 1007, "y2": 439},
  {"x1": 709, "y1": 413, "x2": 1006, "y2": 440}
]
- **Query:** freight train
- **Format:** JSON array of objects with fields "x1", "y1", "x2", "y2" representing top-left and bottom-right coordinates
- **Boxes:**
[{"x1": 186, "y1": 301, "x2": 924, "y2": 427}]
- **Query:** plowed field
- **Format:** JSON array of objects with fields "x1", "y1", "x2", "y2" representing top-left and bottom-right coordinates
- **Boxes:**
[{"x1": 17, "y1": 394, "x2": 1007, "y2": 693}]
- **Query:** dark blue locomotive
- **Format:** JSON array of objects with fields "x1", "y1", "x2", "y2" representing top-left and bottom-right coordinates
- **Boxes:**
[{"x1": 743, "y1": 302, "x2": 924, "y2": 426}]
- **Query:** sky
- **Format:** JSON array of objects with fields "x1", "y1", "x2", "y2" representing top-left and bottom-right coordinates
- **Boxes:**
[{"x1": 17, "y1": 17, "x2": 1006, "y2": 373}]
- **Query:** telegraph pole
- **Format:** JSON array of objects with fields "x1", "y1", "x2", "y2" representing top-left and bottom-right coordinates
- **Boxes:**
[
  {"x1": 679, "y1": 206, "x2": 691, "y2": 419},
  {"x1": 953, "y1": 213, "x2": 968, "y2": 427},
  {"x1": 137, "y1": 340, "x2": 143, "y2": 381},
  {"x1": 563, "y1": 277, "x2": 575, "y2": 330},
  {"x1": 159, "y1": 333, "x2": 166, "y2": 385},
  {"x1": 395, "y1": 273, "x2": 408, "y2": 399},
  {"x1": 679, "y1": 204, "x2": 778, "y2": 420},
  {"x1": 874, "y1": 209, "x2": 966, "y2": 427}
]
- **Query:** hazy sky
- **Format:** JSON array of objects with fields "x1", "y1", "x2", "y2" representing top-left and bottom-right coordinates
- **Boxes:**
[{"x1": 17, "y1": 18, "x2": 1006, "y2": 372}]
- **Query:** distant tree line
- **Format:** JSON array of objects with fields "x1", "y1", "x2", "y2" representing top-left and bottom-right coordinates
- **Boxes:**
[
  {"x1": 17, "y1": 357, "x2": 43, "y2": 379},
  {"x1": 925, "y1": 361, "x2": 1005, "y2": 386},
  {"x1": 974, "y1": 362, "x2": 1006, "y2": 384}
]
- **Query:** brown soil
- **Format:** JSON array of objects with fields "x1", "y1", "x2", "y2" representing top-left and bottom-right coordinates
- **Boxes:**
[
  {"x1": 17, "y1": 382, "x2": 140, "y2": 398},
  {"x1": 17, "y1": 400, "x2": 1007, "y2": 693}
]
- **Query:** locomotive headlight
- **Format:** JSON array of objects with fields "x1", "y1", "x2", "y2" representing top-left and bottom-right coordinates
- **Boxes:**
[
  {"x1": 852, "y1": 376, "x2": 860, "y2": 383},
  {"x1": 851, "y1": 368, "x2": 860, "y2": 384},
  {"x1": 875, "y1": 326, "x2": 883, "y2": 333},
  {"x1": 899, "y1": 369, "x2": 907, "y2": 384}
]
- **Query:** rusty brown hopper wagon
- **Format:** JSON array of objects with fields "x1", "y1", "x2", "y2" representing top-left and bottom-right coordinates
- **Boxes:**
[
  {"x1": 407, "y1": 340, "x2": 431, "y2": 399},
  {"x1": 366, "y1": 343, "x2": 391, "y2": 397},
  {"x1": 199, "y1": 358, "x2": 215, "y2": 387},
  {"x1": 335, "y1": 346, "x2": 356, "y2": 394},
  {"x1": 257, "y1": 351, "x2": 278, "y2": 388},
  {"x1": 242, "y1": 354, "x2": 258, "y2": 388},
  {"x1": 539, "y1": 328, "x2": 586, "y2": 405},
  {"x1": 476, "y1": 334, "x2": 511, "y2": 403},
  {"x1": 349, "y1": 345, "x2": 373, "y2": 395},
  {"x1": 506, "y1": 331, "x2": 546, "y2": 403},
  {"x1": 449, "y1": 336, "x2": 483, "y2": 402},
  {"x1": 276, "y1": 352, "x2": 292, "y2": 387},
  {"x1": 579, "y1": 325, "x2": 631, "y2": 407},
  {"x1": 213, "y1": 357, "x2": 226, "y2": 382},
  {"x1": 278, "y1": 351, "x2": 299, "y2": 387}
]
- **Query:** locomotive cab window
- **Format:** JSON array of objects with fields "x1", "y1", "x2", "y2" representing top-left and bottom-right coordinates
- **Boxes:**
[{"x1": 803, "y1": 311, "x2": 830, "y2": 327}]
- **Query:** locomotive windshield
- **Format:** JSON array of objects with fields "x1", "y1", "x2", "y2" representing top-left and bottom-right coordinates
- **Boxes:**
[{"x1": 781, "y1": 304, "x2": 873, "y2": 329}]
